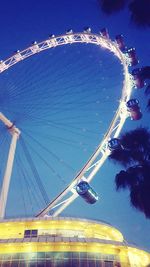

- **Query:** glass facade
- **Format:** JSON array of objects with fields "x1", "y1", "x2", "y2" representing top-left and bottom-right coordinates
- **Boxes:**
[
  {"x1": 0, "y1": 252, "x2": 120, "y2": 267},
  {"x1": 0, "y1": 217, "x2": 149, "y2": 266}
]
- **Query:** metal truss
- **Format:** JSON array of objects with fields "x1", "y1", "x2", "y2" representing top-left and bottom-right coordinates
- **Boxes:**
[{"x1": 0, "y1": 32, "x2": 134, "y2": 217}]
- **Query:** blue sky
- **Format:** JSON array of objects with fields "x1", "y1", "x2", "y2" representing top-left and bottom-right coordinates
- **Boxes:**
[{"x1": 0, "y1": 0, "x2": 150, "y2": 252}]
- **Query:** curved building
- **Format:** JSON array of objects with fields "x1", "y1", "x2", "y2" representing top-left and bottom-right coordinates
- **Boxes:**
[{"x1": 0, "y1": 217, "x2": 149, "y2": 266}]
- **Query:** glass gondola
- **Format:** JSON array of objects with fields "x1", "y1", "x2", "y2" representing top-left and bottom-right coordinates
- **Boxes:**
[{"x1": 76, "y1": 181, "x2": 98, "y2": 204}]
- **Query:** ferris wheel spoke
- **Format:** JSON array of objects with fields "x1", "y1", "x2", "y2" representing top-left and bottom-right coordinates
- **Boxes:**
[{"x1": 0, "y1": 31, "x2": 133, "y2": 218}]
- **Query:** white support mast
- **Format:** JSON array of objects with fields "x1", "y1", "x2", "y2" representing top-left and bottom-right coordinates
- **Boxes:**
[{"x1": 0, "y1": 113, "x2": 20, "y2": 219}]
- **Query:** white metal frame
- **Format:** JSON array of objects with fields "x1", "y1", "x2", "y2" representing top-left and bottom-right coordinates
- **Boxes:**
[
  {"x1": 0, "y1": 113, "x2": 20, "y2": 219},
  {"x1": 0, "y1": 32, "x2": 134, "y2": 218}
]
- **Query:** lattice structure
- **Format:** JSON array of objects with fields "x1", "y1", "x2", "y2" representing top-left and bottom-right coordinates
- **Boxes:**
[{"x1": 0, "y1": 32, "x2": 133, "y2": 217}]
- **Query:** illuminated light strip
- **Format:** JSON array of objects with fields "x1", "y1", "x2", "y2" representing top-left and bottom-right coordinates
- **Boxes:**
[
  {"x1": 0, "y1": 219, "x2": 124, "y2": 242},
  {"x1": 0, "y1": 241, "x2": 134, "y2": 254},
  {"x1": 0, "y1": 32, "x2": 133, "y2": 217}
]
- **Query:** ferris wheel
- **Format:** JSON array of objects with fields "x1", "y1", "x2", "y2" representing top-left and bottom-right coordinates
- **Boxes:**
[{"x1": 0, "y1": 28, "x2": 139, "y2": 219}]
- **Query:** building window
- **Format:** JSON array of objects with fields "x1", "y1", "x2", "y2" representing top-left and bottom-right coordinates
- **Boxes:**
[
  {"x1": 24, "y1": 229, "x2": 38, "y2": 238},
  {"x1": 104, "y1": 261, "x2": 114, "y2": 267}
]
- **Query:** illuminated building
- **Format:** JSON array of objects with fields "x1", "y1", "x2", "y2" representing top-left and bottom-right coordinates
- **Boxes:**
[{"x1": 0, "y1": 217, "x2": 149, "y2": 266}]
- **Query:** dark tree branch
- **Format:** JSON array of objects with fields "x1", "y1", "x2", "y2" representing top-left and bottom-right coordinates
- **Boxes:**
[
  {"x1": 109, "y1": 128, "x2": 150, "y2": 218},
  {"x1": 99, "y1": 0, "x2": 150, "y2": 27},
  {"x1": 99, "y1": 0, "x2": 127, "y2": 14},
  {"x1": 129, "y1": 0, "x2": 150, "y2": 27}
]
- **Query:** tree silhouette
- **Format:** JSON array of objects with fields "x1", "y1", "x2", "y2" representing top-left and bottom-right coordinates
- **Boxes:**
[
  {"x1": 129, "y1": 0, "x2": 150, "y2": 27},
  {"x1": 109, "y1": 127, "x2": 150, "y2": 218},
  {"x1": 100, "y1": 0, "x2": 127, "y2": 14},
  {"x1": 140, "y1": 66, "x2": 150, "y2": 81},
  {"x1": 141, "y1": 67, "x2": 150, "y2": 110},
  {"x1": 98, "y1": 0, "x2": 150, "y2": 27},
  {"x1": 146, "y1": 85, "x2": 150, "y2": 111},
  {"x1": 136, "y1": 66, "x2": 150, "y2": 110}
]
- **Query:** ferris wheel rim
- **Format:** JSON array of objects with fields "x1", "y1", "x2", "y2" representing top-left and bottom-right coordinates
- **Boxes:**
[{"x1": 0, "y1": 31, "x2": 133, "y2": 217}]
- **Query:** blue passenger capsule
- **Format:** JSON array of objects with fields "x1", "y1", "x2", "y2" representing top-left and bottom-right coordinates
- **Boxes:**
[
  {"x1": 126, "y1": 47, "x2": 139, "y2": 66},
  {"x1": 108, "y1": 138, "x2": 121, "y2": 151},
  {"x1": 126, "y1": 99, "x2": 142, "y2": 120},
  {"x1": 132, "y1": 68, "x2": 144, "y2": 89},
  {"x1": 76, "y1": 181, "x2": 98, "y2": 204},
  {"x1": 83, "y1": 27, "x2": 91, "y2": 33},
  {"x1": 66, "y1": 29, "x2": 73, "y2": 34},
  {"x1": 115, "y1": 34, "x2": 126, "y2": 51},
  {"x1": 100, "y1": 28, "x2": 109, "y2": 38}
]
